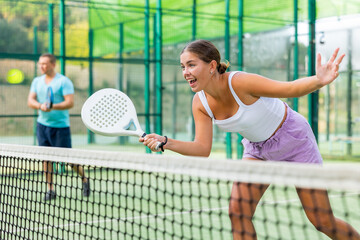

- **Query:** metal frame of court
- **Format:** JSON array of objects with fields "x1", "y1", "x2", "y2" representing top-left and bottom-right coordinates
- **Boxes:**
[{"x1": 0, "y1": 0, "x2": 359, "y2": 158}]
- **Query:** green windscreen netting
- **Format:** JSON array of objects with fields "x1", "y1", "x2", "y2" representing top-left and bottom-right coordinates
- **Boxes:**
[{"x1": 88, "y1": 0, "x2": 360, "y2": 57}]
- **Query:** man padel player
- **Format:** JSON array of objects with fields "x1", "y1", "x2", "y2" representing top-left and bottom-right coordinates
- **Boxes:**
[
  {"x1": 27, "y1": 53, "x2": 90, "y2": 201},
  {"x1": 140, "y1": 40, "x2": 360, "y2": 239}
]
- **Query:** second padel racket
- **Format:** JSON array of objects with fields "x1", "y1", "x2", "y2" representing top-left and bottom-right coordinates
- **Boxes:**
[{"x1": 45, "y1": 86, "x2": 54, "y2": 109}]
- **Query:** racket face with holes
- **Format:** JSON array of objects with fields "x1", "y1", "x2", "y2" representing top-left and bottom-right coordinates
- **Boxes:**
[{"x1": 81, "y1": 88, "x2": 144, "y2": 137}]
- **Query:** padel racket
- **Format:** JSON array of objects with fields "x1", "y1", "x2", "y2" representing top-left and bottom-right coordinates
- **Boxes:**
[
  {"x1": 45, "y1": 86, "x2": 54, "y2": 109},
  {"x1": 81, "y1": 88, "x2": 161, "y2": 149}
]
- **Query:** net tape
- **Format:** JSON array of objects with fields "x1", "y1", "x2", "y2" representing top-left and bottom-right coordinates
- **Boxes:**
[{"x1": 1, "y1": 143, "x2": 360, "y2": 191}]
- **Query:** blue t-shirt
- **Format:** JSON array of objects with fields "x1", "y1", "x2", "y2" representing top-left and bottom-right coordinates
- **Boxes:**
[{"x1": 30, "y1": 73, "x2": 74, "y2": 128}]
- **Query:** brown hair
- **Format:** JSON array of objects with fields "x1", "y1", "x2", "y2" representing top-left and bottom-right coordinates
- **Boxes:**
[
  {"x1": 181, "y1": 39, "x2": 230, "y2": 74},
  {"x1": 40, "y1": 53, "x2": 56, "y2": 64}
]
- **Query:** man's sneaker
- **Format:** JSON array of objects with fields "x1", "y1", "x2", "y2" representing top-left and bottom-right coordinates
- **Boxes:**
[
  {"x1": 83, "y1": 181, "x2": 90, "y2": 197},
  {"x1": 44, "y1": 190, "x2": 56, "y2": 201}
]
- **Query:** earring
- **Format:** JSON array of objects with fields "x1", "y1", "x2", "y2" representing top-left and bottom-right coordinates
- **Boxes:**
[{"x1": 210, "y1": 71, "x2": 213, "y2": 74}]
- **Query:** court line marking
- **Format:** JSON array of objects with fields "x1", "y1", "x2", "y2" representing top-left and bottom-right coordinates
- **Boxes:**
[
  {"x1": 8, "y1": 192, "x2": 358, "y2": 234},
  {"x1": 9, "y1": 206, "x2": 228, "y2": 233}
]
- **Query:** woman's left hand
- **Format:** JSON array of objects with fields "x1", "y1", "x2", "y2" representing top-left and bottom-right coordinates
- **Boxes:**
[{"x1": 316, "y1": 48, "x2": 345, "y2": 87}]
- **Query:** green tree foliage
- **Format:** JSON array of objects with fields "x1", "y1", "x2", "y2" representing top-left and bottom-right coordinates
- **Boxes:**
[
  {"x1": 0, "y1": 1, "x2": 88, "y2": 57},
  {"x1": 0, "y1": 19, "x2": 33, "y2": 53}
]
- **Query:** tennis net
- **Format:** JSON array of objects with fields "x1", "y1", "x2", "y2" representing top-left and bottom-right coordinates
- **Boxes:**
[{"x1": 0, "y1": 143, "x2": 359, "y2": 239}]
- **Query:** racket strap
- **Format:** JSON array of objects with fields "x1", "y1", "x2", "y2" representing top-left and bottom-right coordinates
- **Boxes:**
[{"x1": 159, "y1": 136, "x2": 168, "y2": 152}]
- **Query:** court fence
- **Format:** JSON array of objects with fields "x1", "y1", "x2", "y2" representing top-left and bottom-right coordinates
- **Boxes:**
[{"x1": 1, "y1": 0, "x2": 360, "y2": 159}]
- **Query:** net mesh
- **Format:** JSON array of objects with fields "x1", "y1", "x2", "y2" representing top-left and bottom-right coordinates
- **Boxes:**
[{"x1": 1, "y1": 143, "x2": 359, "y2": 239}]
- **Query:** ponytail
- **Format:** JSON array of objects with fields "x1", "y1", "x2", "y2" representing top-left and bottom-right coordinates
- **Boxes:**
[{"x1": 217, "y1": 61, "x2": 230, "y2": 74}]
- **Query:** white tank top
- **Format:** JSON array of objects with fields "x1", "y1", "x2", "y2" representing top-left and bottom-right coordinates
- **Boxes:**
[{"x1": 198, "y1": 71, "x2": 285, "y2": 142}]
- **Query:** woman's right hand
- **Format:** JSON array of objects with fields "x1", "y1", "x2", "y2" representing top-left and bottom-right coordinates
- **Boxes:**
[{"x1": 139, "y1": 133, "x2": 166, "y2": 152}]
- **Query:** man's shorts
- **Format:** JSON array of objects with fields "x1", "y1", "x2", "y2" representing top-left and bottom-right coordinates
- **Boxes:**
[
  {"x1": 37, "y1": 123, "x2": 72, "y2": 148},
  {"x1": 241, "y1": 104, "x2": 323, "y2": 165}
]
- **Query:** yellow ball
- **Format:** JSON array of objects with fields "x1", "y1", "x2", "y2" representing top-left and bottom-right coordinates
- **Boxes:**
[{"x1": 7, "y1": 69, "x2": 24, "y2": 84}]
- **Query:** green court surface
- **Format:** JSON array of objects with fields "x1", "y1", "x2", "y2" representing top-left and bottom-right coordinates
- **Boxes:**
[{"x1": 1, "y1": 166, "x2": 359, "y2": 239}]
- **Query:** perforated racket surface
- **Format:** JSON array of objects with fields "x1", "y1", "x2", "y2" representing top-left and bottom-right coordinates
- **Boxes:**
[
  {"x1": 81, "y1": 88, "x2": 145, "y2": 137},
  {"x1": 81, "y1": 89, "x2": 161, "y2": 150}
]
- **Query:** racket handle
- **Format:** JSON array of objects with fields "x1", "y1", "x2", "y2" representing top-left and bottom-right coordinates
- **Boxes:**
[
  {"x1": 155, "y1": 142, "x2": 161, "y2": 151},
  {"x1": 141, "y1": 133, "x2": 162, "y2": 151},
  {"x1": 46, "y1": 101, "x2": 53, "y2": 109}
]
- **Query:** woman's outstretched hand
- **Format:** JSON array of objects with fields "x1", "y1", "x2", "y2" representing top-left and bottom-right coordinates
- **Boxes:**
[{"x1": 316, "y1": 48, "x2": 345, "y2": 87}]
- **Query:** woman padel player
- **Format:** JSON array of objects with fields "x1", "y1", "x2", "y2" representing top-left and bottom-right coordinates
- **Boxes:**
[{"x1": 140, "y1": 39, "x2": 359, "y2": 240}]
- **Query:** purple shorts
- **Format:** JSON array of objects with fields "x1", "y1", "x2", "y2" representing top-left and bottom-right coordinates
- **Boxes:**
[{"x1": 241, "y1": 104, "x2": 322, "y2": 165}]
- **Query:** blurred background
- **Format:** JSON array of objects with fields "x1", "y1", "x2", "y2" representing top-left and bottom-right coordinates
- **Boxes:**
[{"x1": 0, "y1": 0, "x2": 359, "y2": 161}]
